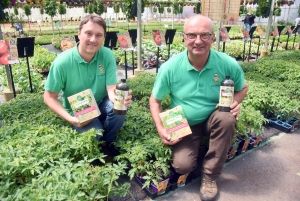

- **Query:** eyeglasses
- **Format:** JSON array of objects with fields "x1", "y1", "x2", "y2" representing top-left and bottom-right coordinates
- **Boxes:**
[{"x1": 184, "y1": 33, "x2": 213, "y2": 41}]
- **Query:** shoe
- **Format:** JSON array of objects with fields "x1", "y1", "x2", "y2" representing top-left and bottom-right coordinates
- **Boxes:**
[{"x1": 199, "y1": 177, "x2": 218, "y2": 201}]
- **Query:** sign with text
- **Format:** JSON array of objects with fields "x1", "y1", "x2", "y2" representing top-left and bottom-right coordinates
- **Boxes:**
[
  {"x1": 271, "y1": 26, "x2": 279, "y2": 38},
  {"x1": 117, "y1": 32, "x2": 134, "y2": 51},
  {"x1": 0, "y1": 39, "x2": 19, "y2": 65},
  {"x1": 55, "y1": 21, "x2": 62, "y2": 29},
  {"x1": 220, "y1": 27, "x2": 230, "y2": 42},
  {"x1": 60, "y1": 36, "x2": 76, "y2": 52},
  {"x1": 257, "y1": 26, "x2": 266, "y2": 39},
  {"x1": 152, "y1": 30, "x2": 166, "y2": 47},
  {"x1": 202, "y1": 0, "x2": 240, "y2": 22},
  {"x1": 241, "y1": 28, "x2": 250, "y2": 41}
]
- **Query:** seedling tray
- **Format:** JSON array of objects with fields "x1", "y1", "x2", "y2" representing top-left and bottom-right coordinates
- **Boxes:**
[
  {"x1": 134, "y1": 175, "x2": 171, "y2": 200},
  {"x1": 269, "y1": 120, "x2": 292, "y2": 133}
]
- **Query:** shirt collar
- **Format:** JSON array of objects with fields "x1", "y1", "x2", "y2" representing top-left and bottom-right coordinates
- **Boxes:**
[
  {"x1": 185, "y1": 49, "x2": 214, "y2": 71},
  {"x1": 73, "y1": 43, "x2": 97, "y2": 64}
]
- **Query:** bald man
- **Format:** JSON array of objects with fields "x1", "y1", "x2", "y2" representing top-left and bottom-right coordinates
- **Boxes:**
[{"x1": 149, "y1": 15, "x2": 248, "y2": 201}]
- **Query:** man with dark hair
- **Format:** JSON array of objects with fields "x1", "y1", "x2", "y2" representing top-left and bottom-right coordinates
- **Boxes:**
[{"x1": 44, "y1": 14, "x2": 132, "y2": 145}]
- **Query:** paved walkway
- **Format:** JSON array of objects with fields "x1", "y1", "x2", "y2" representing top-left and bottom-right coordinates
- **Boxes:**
[{"x1": 138, "y1": 127, "x2": 300, "y2": 201}]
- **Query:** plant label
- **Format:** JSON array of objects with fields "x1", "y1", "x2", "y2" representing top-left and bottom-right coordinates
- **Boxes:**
[
  {"x1": 177, "y1": 172, "x2": 189, "y2": 187},
  {"x1": 157, "y1": 178, "x2": 169, "y2": 195}
]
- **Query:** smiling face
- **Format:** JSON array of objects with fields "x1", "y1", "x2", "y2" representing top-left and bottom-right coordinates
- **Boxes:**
[
  {"x1": 78, "y1": 18, "x2": 106, "y2": 62},
  {"x1": 183, "y1": 15, "x2": 215, "y2": 61}
]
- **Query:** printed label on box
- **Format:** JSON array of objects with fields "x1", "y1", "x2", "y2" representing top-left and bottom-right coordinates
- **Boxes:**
[
  {"x1": 159, "y1": 105, "x2": 192, "y2": 141},
  {"x1": 68, "y1": 89, "x2": 101, "y2": 123}
]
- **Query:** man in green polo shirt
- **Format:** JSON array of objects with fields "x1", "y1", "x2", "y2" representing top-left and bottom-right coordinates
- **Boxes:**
[
  {"x1": 44, "y1": 14, "x2": 132, "y2": 147},
  {"x1": 150, "y1": 15, "x2": 248, "y2": 201}
]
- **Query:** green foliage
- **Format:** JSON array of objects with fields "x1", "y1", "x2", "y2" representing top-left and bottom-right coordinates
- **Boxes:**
[
  {"x1": 13, "y1": 7, "x2": 18, "y2": 16},
  {"x1": 0, "y1": 93, "x2": 130, "y2": 200},
  {"x1": 58, "y1": 3, "x2": 67, "y2": 16},
  {"x1": 126, "y1": 71, "x2": 156, "y2": 101},
  {"x1": 1, "y1": 0, "x2": 11, "y2": 9},
  {"x1": 114, "y1": 102, "x2": 172, "y2": 188},
  {"x1": 0, "y1": 62, "x2": 45, "y2": 94},
  {"x1": 256, "y1": 0, "x2": 271, "y2": 18},
  {"x1": 44, "y1": 0, "x2": 57, "y2": 17},
  {"x1": 23, "y1": 4, "x2": 31, "y2": 17},
  {"x1": 94, "y1": 0, "x2": 105, "y2": 16},
  {"x1": 195, "y1": 2, "x2": 202, "y2": 14},
  {"x1": 40, "y1": 6, "x2": 44, "y2": 15},
  {"x1": 30, "y1": 44, "x2": 58, "y2": 72},
  {"x1": 274, "y1": 6, "x2": 281, "y2": 17},
  {"x1": 240, "y1": 50, "x2": 300, "y2": 123},
  {"x1": 87, "y1": 4, "x2": 94, "y2": 14},
  {"x1": 114, "y1": 4, "x2": 120, "y2": 14},
  {"x1": 158, "y1": 4, "x2": 164, "y2": 14}
]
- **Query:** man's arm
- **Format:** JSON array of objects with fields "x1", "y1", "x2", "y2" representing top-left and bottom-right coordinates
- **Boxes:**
[
  {"x1": 229, "y1": 82, "x2": 249, "y2": 119},
  {"x1": 234, "y1": 82, "x2": 249, "y2": 104},
  {"x1": 106, "y1": 84, "x2": 117, "y2": 103},
  {"x1": 149, "y1": 94, "x2": 181, "y2": 145}
]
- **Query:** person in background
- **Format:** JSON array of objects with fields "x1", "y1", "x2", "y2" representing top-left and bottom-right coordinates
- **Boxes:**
[
  {"x1": 149, "y1": 15, "x2": 248, "y2": 201},
  {"x1": 44, "y1": 14, "x2": 132, "y2": 149},
  {"x1": 243, "y1": 12, "x2": 256, "y2": 33}
]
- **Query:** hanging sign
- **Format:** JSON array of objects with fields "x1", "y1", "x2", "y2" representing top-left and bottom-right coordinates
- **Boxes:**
[
  {"x1": 117, "y1": 32, "x2": 134, "y2": 51},
  {"x1": 286, "y1": 26, "x2": 293, "y2": 36},
  {"x1": 241, "y1": 28, "x2": 250, "y2": 41},
  {"x1": 271, "y1": 25, "x2": 279, "y2": 38},
  {"x1": 0, "y1": 39, "x2": 19, "y2": 65},
  {"x1": 202, "y1": 0, "x2": 240, "y2": 22},
  {"x1": 220, "y1": 27, "x2": 230, "y2": 42},
  {"x1": 60, "y1": 36, "x2": 76, "y2": 52},
  {"x1": 55, "y1": 21, "x2": 62, "y2": 30},
  {"x1": 257, "y1": 26, "x2": 266, "y2": 39},
  {"x1": 152, "y1": 30, "x2": 166, "y2": 47}
]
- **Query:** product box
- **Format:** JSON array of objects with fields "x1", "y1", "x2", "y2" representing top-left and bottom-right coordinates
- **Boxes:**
[
  {"x1": 67, "y1": 89, "x2": 100, "y2": 123},
  {"x1": 159, "y1": 105, "x2": 192, "y2": 141}
]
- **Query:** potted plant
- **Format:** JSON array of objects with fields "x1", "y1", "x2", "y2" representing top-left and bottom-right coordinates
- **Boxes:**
[{"x1": 30, "y1": 45, "x2": 57, "y2": 75}]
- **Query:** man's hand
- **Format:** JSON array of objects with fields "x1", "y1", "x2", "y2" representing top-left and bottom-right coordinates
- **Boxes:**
[
  {"x1": 69, "y1": 117, "x2": 92, "y2": 128},
  {"x1": 216, "y1": 101, "x2": 240, "y2": 120},
  {"x1": 124, "y1": 89, "x2": 133, "y2": 107},
  {"x1": 158, "y1": 127, "x2": 181, "y2": 145},
  {"x1": 230, "y1": 101, "x2": 240, "y2": 120}
]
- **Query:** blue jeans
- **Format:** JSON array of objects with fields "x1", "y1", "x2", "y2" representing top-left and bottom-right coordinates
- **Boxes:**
[
  {"x1": 73, "y1": 96, "x2": 126, "y2": 144},
  {"x1": 244, "y1": 23, "x2": 251, "y2": 32}
]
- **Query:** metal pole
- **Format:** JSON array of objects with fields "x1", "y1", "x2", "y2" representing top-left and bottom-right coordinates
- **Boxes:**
[
  {"x1": 172, "y1": 0, "x2": 174, "y2": 29},
  {"x1": 135, "y1": 0, "x2": 143, "y2": 74},
  {"x1": 263, "y1": 0, "x2": 275, "y2": 53},
  {"x1": 215, "y1": 21, "x2": 222, "y2": 51}
]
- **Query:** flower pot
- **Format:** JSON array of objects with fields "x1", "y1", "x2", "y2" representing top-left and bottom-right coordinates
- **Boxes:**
[{"x1": 134, "y1": 174, "x2": 172, "y2": 199}]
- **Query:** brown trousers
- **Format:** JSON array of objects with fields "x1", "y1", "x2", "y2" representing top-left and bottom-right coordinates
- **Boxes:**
[{"x1": 171, "y1": 110, "x2": 236, "y2": 180}]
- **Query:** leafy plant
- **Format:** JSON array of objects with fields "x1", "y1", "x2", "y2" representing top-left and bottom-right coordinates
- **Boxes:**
[
  {"x1": 30, "y1": 44, "x2": 57, "y2": 72},
  {"x1": 44, "y1": 0, "x2": 58, "y2": 38},
  {"x1": 0, "y1": 93, "x2": 131, "y2": 200}
]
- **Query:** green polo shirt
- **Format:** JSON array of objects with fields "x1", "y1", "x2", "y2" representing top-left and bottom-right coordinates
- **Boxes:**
[
  {"x1": 152, "y1": 49, "x2": 245, "y2": 126},
  {"x1": 44, "y1": 44, "x2": 117, "y2": 115}
]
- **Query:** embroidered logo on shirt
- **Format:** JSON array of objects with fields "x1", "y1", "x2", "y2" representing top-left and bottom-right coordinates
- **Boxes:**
[
  {"x1": 213, "y1": 73, "x2": 220, "y2": 84},
  {"x1": 99, "y1": 64, "x2": 104, "y2": 74}
]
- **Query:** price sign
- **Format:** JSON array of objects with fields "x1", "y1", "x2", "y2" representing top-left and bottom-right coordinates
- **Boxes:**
[{"x1": 202, "y1": 0, "x2": 240, "y2": 22}]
